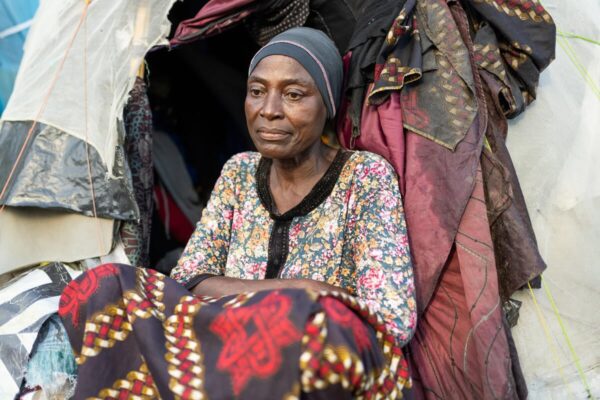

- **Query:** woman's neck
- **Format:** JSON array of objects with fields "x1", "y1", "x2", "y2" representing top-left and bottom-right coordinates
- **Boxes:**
[
  {"x1": 271, "y1": 143, "x2": 335, "y2": 186},
  {"x1": 269, "y1": 142, "x2": 338, "y2": 214}
]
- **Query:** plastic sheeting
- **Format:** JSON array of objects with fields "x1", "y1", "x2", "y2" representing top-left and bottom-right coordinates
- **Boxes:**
[
  {"x1": 0, "y1": 263, "x2": 80, "y2": 398},
  {"x1": 0, "y1": 120, "x2": 137, "y2": 219},
  {"x1": 507, "y1": 1, "x2": 600, "y2": 398},
  {"x1": 1, "y1": 0, "x2": 176, "y2": 174}
]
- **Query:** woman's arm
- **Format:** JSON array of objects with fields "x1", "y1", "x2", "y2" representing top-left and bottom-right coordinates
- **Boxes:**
[
  {"x1": 172, "y1": 154, "x2": 349, "y2": 296},
  {"x1": 346, "y1": 155, "x2": 417, "y2": 346},
  {"x1": 190, "y1": 276, "x2": 349, "y2": 297}
]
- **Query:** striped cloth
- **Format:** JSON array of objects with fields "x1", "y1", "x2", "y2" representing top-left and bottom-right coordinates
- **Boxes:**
[{"x1": 0, "y1": 263, "x2": 80, "y2": 398}]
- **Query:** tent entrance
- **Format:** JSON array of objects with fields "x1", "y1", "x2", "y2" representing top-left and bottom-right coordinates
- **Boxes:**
[{"x1": 144, "y1": 12, "x2": 258, "y2": 271}]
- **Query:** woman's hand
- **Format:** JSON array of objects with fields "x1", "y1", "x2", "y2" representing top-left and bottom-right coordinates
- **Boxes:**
[
  {"x1": 190, "y1": 276, "x2": 349, "y2": 297},
  {"x1": 293, "y1": 279, "x2": 351, "y2": 295}
]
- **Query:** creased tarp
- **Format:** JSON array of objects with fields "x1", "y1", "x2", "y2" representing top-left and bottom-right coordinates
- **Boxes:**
[
  {"x1": 0, "y1": 0, "x2": 39, "y2": 115},
  {"x1": 508, "y1": 1, "x2": 600, "y2": 397},
  {"x1": 0, "y1": 263, "x2": 80, "y2": 400},
  {"x1": 0, "y1": 120, "x2": 137, "y2": 219},
  {"x1": 1, "y1": 0, "x2": 177, "y2": 177}
]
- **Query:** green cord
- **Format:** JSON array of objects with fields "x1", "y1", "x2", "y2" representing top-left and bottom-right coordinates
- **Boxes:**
[
  {"x1": 556, "y1": 32, "x2": 600, "y2": 101},
  {"x1": 542, "y1": 276, "x2": 595, "y2": 399},
  {"x1": 558, "y1": 30, "x2": 600, "y2": 47},
  {"x1": 527, "y1": 281, "x2": 575, "y2": 399}
]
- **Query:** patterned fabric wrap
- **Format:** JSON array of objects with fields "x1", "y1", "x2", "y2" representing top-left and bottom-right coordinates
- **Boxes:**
[
  {"x1": 121, "y1": 77, "x2": 153, "y2": 267},
  {"x1": 58, "y1": 263, "x2": 411, "y2": 399},
  {"x1": 344, "y1": 0, "x2": 556, "y2": 149}
]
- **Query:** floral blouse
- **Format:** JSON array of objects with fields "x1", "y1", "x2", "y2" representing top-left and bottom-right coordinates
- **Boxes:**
[{"x1": 171, "y1": 150, "x2": 417, "y2": 345}]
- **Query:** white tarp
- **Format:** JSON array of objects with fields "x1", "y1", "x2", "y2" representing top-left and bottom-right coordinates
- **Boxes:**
[
  {"x1": 508, "y1": 1, "x2": 600, "y2": 398},
  {"x1": 1, "y1": 0, "x2": 176, "y2": 173},
  {"x1": 0, "y1": 0, "x2": 177, "y2": 271}
]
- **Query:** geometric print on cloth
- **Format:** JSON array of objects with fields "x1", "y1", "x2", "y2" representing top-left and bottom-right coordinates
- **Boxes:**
[
  {"x1": 0, "y1": 263, "x2": 80, "y2": 399},
  {"x1": 60, "y1": 263, "x2": 412, "y2": 399}
]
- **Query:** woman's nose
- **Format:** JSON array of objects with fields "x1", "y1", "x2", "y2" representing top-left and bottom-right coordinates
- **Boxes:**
[{"x1": 259, "y1": 91, "x2": 284, "y2": 120}]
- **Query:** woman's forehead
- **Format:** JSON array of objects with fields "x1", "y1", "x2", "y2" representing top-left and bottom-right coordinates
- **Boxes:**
[{"x1": 248, "y1": 55, "x2": 315, "y2": 86}]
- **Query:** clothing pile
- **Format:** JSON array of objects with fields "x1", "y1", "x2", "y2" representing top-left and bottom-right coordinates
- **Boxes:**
[{"x1": 336, "y1": 0, "x2": 555, "y2": 398}]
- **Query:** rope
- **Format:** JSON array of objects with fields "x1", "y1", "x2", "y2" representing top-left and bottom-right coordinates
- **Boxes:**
[
  {"x1": 82, "y1": 0, "x2": 107, "y2": 254},
  {"x1": 0, "y1": 1, "x2": 92, "y2": 217},
  {"x1": 526, "y1": 282, "x2": 575, "y2": 399},
  {"x1": 556, "y1": 30, "x2": 600, "y2": 101},
  {"x1": 558, "y1": 30, "x2": 600, "y2": 47},
  {"x1": 541, "y1": 276, "x2": 595, "y2": 398}
]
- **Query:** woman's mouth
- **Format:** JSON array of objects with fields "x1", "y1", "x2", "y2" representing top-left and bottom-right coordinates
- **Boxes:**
[{"x1": 257, "y1": 129, "x2": 290, "y2": 141}]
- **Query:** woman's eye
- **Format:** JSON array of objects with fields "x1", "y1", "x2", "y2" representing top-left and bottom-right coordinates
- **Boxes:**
[
  {"x1": 249, "y1": 88, "x2": 264, "y2": 97},
  {"x1": 286, "y1": 92, "x2": 303, "y2": 100}
]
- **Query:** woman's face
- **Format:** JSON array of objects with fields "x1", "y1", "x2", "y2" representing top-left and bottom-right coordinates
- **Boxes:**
[{"x1": 245, "y1": 55, "x2": 328, "y2": 160}]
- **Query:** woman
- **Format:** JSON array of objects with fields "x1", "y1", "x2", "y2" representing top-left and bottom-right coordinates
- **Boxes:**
[{"x1": 59, "y1": 28, "x2": 416, "y2": 399}]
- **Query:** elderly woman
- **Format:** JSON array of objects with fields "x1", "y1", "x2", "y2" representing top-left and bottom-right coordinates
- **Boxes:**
[{"x1": 59, "y1": 28, "x2": 416, "y2": 399}]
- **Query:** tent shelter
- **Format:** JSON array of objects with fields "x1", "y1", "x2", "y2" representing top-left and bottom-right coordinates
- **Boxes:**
[{"x1": 0, "y1": 0, "x2": 597, "y2": 398}]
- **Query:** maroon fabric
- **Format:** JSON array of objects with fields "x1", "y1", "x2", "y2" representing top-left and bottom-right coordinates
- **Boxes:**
[
  {"x1": 170, "y1": 0, "x2": 257, "y2": 46},
  {"x1": 337, "y1": 4, "x2": 542, "y2": 397},
  {"x1": 406, "y1": 168, "x2": 525, "y2": 399},
  {"x1": 339, "y1": 89, "x2": 483, "y2": 311}
]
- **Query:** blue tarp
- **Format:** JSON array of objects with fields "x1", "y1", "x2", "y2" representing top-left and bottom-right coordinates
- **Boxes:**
[{"x1": 0, "y1": 0, "x2": 39, "y2": 116}]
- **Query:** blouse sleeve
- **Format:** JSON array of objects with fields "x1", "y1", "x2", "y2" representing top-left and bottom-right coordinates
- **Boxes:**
[
  {"x1": 170, "y1": 156, "x2": 239, "y2": 285},
  {"x1": 347, "y1": 155, "x2": 417, "y2": 346}
]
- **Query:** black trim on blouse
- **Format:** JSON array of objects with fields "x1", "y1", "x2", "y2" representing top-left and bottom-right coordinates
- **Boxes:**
[{"x1": 256, "y1": 149, "x2": 352, "y2": 279}]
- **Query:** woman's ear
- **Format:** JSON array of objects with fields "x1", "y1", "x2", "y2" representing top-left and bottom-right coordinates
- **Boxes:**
[{"x1": 321, "y1": 120, "x2": 340, "y2": 148}]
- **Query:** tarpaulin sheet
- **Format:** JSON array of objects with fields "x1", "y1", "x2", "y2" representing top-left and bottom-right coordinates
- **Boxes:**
[
  {"x1": 1, "y1": 0, "x2": 176, "y2": 175},
  {"x1": 507, "y1": 1, "x2": 600, "y2": 398}
]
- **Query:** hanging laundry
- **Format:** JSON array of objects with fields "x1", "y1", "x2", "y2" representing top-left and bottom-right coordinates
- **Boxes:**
[
  {"x1": 171, "y1": 0, "x2": 259, "y2": 46},
  {"x1": 245, "y1": 0, "x2": 310, "y2": 46},
  {"x1": 120, "y1": 77, "x2": 154, "y2": 268},
  {"x1": 171, "y1": 0, "x2": 362, "y2": 52},
  {"x1": 338, "y1": 0, "x2": 555, "y2": 398}
]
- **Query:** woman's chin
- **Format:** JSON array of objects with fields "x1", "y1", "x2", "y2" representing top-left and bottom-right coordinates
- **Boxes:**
[{"x1": 254, "y1": 143, "x2": 293, "y2": 160}]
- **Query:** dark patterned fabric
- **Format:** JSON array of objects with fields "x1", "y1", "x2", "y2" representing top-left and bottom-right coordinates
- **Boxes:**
[
  {"x1": 245, "y1": 0, "x2": 310, "y2": 46},
  {"x1": 338, "y1": 1, "x2": 553, "y2": 398},
  {"x1": 59, "y1": 264, "x2": 411, "y2": 399},
  {"x1": 344, "y1": 0, "x2": 555, "y2": 147},
  {"x1": 170, "y1": 0, "x2": 362, "y2": 53},
  {"x1": 121, "y1": 77, "x2": 153, "y2": 267}
]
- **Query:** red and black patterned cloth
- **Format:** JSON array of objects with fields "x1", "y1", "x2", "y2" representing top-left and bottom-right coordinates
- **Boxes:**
[{"x1": 59, "y1": 263, "x2": 411, "y2": 399}]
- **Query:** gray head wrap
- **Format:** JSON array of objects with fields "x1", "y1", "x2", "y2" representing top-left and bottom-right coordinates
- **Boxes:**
[{"x1": 248, "y1": 27, "x2": 343, "y2": 119}]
